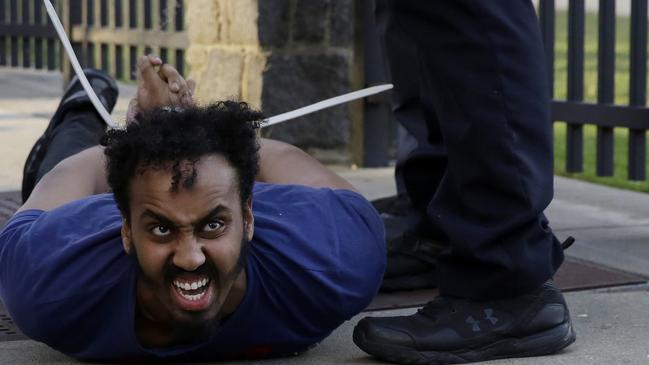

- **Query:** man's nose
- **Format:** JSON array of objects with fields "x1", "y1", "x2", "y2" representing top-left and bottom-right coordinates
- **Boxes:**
[{"x1": 173, "y1": 236, "x2": 206, "y2": 271}]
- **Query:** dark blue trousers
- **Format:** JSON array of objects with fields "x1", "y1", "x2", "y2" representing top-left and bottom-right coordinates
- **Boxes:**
[{"x1": 375, "y1": 0, "x2": 564, "y2": 300}]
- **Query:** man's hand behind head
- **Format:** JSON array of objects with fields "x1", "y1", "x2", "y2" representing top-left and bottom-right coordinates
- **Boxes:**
[{"x1": 133, "y1": 54, "x2": 196, "y2": 113}]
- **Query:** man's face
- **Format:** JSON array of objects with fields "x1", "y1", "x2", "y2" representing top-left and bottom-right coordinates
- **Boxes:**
[{"x1": 121, "y1": 155, "x2": 253, "y2": 333}]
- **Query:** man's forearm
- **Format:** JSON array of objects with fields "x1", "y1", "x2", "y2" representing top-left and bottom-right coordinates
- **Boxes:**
[
  {"x1": 257, "y1": 138, "x2": 357, "y2": 192},
  {"x1": 18, "y1": 146, "x2": 108, "y2": 212}
]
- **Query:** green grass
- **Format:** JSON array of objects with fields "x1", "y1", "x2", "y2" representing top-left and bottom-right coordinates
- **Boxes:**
[{"x1": 552, "y1": 10, "x2": 649, "y2": 192}]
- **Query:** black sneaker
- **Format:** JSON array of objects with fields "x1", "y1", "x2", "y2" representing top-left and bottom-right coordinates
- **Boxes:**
[
  {"x1": 21, "y1": 69, "x2": 118, "y2": 202},
  {"x1": 373, "y1": 194, "x2": 422, "y2": 244},
  {"x1": 373, "y1": 194, "x2": 449, "y2": 292},
  {"x1": 381, "y1": 231, "x2": 447, "y2": 292},
  {"x1": 354, "y1": 280, "x2": 576, "y2": 364}
]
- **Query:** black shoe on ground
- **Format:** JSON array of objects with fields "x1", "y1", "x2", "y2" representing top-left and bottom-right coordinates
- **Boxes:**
[
  {"x1": 373, "y1": 194, "x2": 449, "y2": 292},
  {"x1": 373, "y1": 194, "x2": 422, "y2": 244},
  {"x1": 21, "y1": 69, "x2": 118, "y2": 202},
  {"x1": 354, "y1": 280, "x2": 576, "y2": 364},
  {"x1": 381, "y1": 231, "x2": 448, "y2": 292}
]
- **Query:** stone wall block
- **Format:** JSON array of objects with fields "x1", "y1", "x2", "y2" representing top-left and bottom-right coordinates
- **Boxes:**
[
  {"x1": 330, "y1": 0, "x2": 354, "y2": 47},
  {"x1": 228, "y1": 0, "x2": 260, "y2": 45},
  {"x1": 186, "y1": 0, "x2": 221, "y2": 45},
  {"x1": 293, "y1": 0, "x2": 330, "y2": 44},
  {"x1": 186, "y1": 46, "x2": 209, "y2": 77},
  {"x1": 261, "y1": 53, "x2": 351, "y2": 148},
  {"x1": 194, "y1": 48, "x2": 244, "y2": 104},
  {"x1": 258, "y1": 0, "x2": 291, "y2": 47},
  {"x1": 242, "y1": 53, "x2": 267, "y2": 108}
]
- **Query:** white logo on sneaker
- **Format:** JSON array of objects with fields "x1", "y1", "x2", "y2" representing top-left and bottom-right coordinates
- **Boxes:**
[{"x1": 466, "y1": 309, "x2": 499, "y2": 332}]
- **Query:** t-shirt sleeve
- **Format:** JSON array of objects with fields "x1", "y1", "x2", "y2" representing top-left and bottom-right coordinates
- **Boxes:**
[
  {"x1": 0, "y1": 195, "x2": 126, "y2": 347},
  {"x1": 249, "y1": 184, "x2": 386, "y2": 344},
  {"x1": 327, "y1": 189, "x2": 386, "y2": 316}
]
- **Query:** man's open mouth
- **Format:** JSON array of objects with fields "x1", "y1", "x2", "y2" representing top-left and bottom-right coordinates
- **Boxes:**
[
  {"x1": 173, "y1": 278, "x2": 210, "y2": 300},
  {"x1": 171, "y1": 276, "x2": 214, "y2": 310}
]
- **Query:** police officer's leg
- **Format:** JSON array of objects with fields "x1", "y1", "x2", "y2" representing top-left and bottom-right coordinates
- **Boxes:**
[{"x1": 354, "y1": 2, "x2": 573, "y2": 362}]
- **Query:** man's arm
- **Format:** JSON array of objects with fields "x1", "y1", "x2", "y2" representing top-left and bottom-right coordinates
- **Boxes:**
[
  {"x1": 17, "y1": 147, "x2": 107, "y2": 213},
  {"x1": 257, "y1": 138, "x2": 358, "y2": 192}
]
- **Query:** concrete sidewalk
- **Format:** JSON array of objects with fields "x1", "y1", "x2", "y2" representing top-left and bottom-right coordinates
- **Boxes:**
[{"x1": 1, "y1": 68, "x2": 649, "y2": 364}]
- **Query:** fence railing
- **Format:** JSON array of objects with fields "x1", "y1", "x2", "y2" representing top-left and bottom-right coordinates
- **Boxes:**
[
  {"x1": 0, "y1": 0, "x2": 60, "y2": 70},
  {"x1": 540, "y1": 0, "x2": 649, "y2": 180},
  {"x1": 0, "y1": 0, "x2": 188, "y2": 82}
]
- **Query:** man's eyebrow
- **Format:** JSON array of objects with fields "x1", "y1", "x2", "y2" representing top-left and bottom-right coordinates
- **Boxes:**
[
  {"x1": 141, "y1": 210, "x2": 177, "y2": 227},
  {"x1": 194, "y1": 205, "x2": 231, "y2": 226}
]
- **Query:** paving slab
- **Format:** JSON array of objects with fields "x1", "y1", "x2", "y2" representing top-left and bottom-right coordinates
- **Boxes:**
[{"x1": 548, "y1": 177, "x2": 649, "y2": 277}]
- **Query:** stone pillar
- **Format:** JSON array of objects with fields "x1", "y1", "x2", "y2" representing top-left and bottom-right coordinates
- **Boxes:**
[
  {"x1": 185, "y1": 0, "x2": 266, "y2": 108},
  {"x1": 186, "y1": 0, "x2": 357, "y2": 162}
]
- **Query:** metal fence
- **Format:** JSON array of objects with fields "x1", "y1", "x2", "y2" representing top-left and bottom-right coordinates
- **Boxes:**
[
  {"x1": 541, "y1": 0, "x2": 649, "y2": 180},
  {"x1": 0, "y1": 0, "x2": 60, "y2": 70},
  {"x1": 0, "y1": 0, "x2": 188, "y2": 82}
]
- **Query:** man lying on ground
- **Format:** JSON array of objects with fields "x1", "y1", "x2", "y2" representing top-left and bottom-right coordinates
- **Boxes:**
[{"x1": 0, "y1": 57, "x2": 385, "y2": 362}]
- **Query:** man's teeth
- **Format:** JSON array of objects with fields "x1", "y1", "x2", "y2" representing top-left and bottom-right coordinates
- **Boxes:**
[
  {"x1": 173, "y1": 278, "x2": 209, "y2": 291},
  {"x1": 181, "y1": 292, "x2": 205, "y2": 301}
]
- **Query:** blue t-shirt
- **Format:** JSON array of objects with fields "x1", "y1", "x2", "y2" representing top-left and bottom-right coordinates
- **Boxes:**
[{"x1": 0, "y1": 183, "x2": 385, "y2": 361}]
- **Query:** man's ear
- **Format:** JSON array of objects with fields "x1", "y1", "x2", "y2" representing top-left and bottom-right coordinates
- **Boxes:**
[
  {"x1": 121, "y1": 218, "x2": 133, "y2": 255},
  {"x1": 244, "y1": 198, "x2": 254, "y2": 241}
]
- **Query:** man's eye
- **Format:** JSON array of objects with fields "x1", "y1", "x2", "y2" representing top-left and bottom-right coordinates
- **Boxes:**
[
  {"x1": 203, "y1": 221, "x2": 223, "y2": 232},
  {"x1": 151, "y1": 225, "x2": 171, "y2": 236}
]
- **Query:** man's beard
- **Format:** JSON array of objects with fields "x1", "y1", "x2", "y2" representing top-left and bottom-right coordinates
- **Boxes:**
[{"x1": 130, "y1": 234, "x2": 249, "y2": 343}]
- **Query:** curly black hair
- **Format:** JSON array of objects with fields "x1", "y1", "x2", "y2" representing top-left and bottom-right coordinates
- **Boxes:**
[{"x1": 102, "y1": 101, "x2": 263, "y2": 220}]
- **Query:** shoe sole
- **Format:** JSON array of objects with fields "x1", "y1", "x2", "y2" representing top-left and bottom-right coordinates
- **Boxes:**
[{"x1": 353, "y1": 320, "x2": 576, "y2": 365}]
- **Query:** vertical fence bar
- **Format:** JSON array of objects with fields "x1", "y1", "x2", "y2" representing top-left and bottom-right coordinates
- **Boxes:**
[
  {"x1": 596, "y1": 0, "x2": 616, "y2": 176},
  {"x1": 159, "y1": 47, "x2": 167, "y2": 63},
  {"x1": 45, "y1": 0, "x2": 56, "y2": 70},
  {"x1": 86, "y1": 0, "x2": 93, "y2": 26},
  {"x1": 129, "y1": 44, "x2": 136, "y2": 80},
  {"x1": 115, "y1": 0, "x2": 122, "y2": 26},
  {"x1": 159, "y1": 0, "x2": 167, "y2": 30},
  {"x1": 0, "y1": 38, "x2": 5, "y2": 66},
  {"x1": 566, "y1": 0, "x2": 585, "y2": 172},
  {"x1": 115, "y1": 44, "x2": 123, "y2": 79},
  {"x1": 538, "y1": 0, "x2": 555, "y2": 98},
  {"x1": 100, "y1": 0, "x2": 107, "y2": 26},
  {"x1": 175, "y1": 48, "x2": 183, "y2": 75},
  {"x1": 128, "y1": 0, "x2": 136, "y2": 28},
  {"x1": 628, "y1": 0, "x2": 648, "y2": 180},
  {"x1": 21, "y1": 0, "x2": 29, "y2": 68},
  {"x1": 0, "y1": 0, "x2": 6, "y2": 66},
  {"x1": 33, "y1": 0, "x2": 43, "y2": 69},
  {"x1": 10, "y1": 36, "x2": 17, "y2": 66},
  {"x1": 46, "y1": 37, "x2": 55, "y2": 69},
  {"x1": 174, "y1": 0, "x2": 182, "y2": 31},
  {"x1": 101, "y1": 43, "x2": 108, "y2": 72},
  {"x1": 10, "y1": 0, "x2": 18, "y2": 67},
  {"x1": 87, "y1": 42, "x2": 95, "y2": 67},
  {"x1": 144, "y1": 0, "x2": 151, "y2": 29}
]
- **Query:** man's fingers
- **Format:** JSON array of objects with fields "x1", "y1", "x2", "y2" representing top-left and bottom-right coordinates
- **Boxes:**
[
  {"x1": 137, "y1": 55, "x2": 163, "y2": 88},
  {"x1": 181, "y1": 79, "x2": 196, "y2": 107},
  {"x1": 187, "y1": 79, "x2": 196, "y2": 95},
  {"x1": 159, "y1": 63, "x2": 186, "y2": 94},
  {"x1": 126, "y1": 98, "x2": 140, "y2": 123}
]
